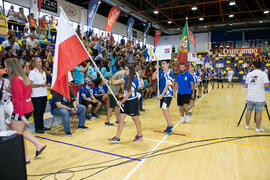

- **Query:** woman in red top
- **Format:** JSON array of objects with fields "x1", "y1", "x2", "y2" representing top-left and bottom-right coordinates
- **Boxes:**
[{"x1": 5, "y1": 58, "x2": 46, "y2": 164}]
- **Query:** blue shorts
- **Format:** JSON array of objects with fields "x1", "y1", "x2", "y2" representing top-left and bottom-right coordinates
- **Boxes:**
[{"x1": 246, "y1": 100, "x2": 265, "y2": 112}]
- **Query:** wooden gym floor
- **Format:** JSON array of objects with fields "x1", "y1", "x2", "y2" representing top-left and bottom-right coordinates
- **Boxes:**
[{"x1": 26, "y1": 84, "x2": 270, "y2": 180}]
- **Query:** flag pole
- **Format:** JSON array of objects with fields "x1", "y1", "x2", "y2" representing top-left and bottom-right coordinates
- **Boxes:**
[
  {"x1": 59, "y1": 6, "x2": 124, "y2": 111},
  {"x1": 157, "y1": 52, "x2": 160, "y2": 105}
]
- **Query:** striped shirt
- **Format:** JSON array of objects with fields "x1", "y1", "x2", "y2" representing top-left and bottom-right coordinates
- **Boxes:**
[
  {"x1": 159, "y1": 69, "x2": 174, "y2": 97},
  {"x1": 122, "y1": 75, "x2": 138, "y2": 100}
]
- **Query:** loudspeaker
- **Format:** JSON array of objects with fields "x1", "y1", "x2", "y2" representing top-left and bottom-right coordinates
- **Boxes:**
[{"x1": 0, "y1": 134, "x2": 27, "y2": 180}]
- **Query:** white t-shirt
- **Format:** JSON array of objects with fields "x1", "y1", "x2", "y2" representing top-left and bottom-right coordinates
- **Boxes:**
[
  {"x1": 1, "y1": 40, "x2": 20, "y2": 55},
  {"x1": 227, "y1": 70, "x2": 234, "y2": 79},
  {"x1": 29, "y1": 68, "x2": 48, "y2": 97},
  {"x1": 26, "y1": 38, "x2": 38, "y2": 50},
  {"x1": 246, "y1": 70, "x2": 269, "y2": 102}
]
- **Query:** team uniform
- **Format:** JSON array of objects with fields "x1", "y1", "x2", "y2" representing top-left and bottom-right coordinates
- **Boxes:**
[
  {"x1": 195, "y1": 69, "x2": 203, "y2": 87},
  {"x1": 93, "y1": 85, "x2": 107, "y2": 103},
  {"x1": 120, "y1": 75, "x2": 139, "y2": 116},
  {"x1": 176, "y1": 72, "x2": 194, "y2": 106},
  {"x1": 203, "y1": 70, "x2": 210, "y2": 85},
  {"x1": 210, "y1": 69, "x2": 216, "y2": 82},
  {"x1": 79, "y1": 85, "x2": 98, "y2": 107},
  {"x1": 217, "y1": 70, "x2": 224, "y2": 82},
  {"x1": 191, "y1": 73, "x2": 198, "y2": 100},
  {"x1": 159, "y1": 69, "x2": 174, "y2": 109},
  {"x1": 227, "y1": 70, "x2": 234, "y2": 82}
]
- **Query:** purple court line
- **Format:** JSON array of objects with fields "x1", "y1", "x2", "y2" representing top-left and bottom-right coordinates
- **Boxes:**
[{"x1": 36, "y1": 136, "x2": 141, "y2": 161}]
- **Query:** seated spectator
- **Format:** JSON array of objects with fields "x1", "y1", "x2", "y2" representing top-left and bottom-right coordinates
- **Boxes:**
[
  {"x1": 73, "y1": 62, "x2": 90, "y2": 85},
  {"x1": 52, "y1": 88, "x2": 88, "y2": 136},
  {"x1": 93, "y1": 77, "x2": 110, "y2": 115},
  {"x1": 7, "y1": 5, "x2": 18, "y2": 31},
  {"x1": 26, "y1": 33, "x2": 40, "y2": 51},
  {"x1": 79, "y1": 78, "x2": 102, "y2": 119},
  {"x1": 2, "y1": 47, "x2": 17, "y2": 67},
  {"x1": 43, "y1": 61, "x2": 52, "y2": 84},
  {"x1": 1, "y1": 35, "x2": 20, "y2": 57}
]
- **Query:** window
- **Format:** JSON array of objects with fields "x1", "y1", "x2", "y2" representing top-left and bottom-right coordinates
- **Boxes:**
[
  {"x1": 100, "y1": 29, "x2": 105, "y2": 37},
  {"x1": 40, "y1": 12, "x2": 59, "y2": 22},
  {"x1": 70, "y1": 21, "x2": 78, "y2": 30},
  {"x1": 112, "y1": 33, "x2": 119, "y2": 43},
  {"x1": 4, "y1": 1, "x2": 29, "y2": 18},
  {"x1": 118, "y1": 35, "x2": 123, "y2": 43}
]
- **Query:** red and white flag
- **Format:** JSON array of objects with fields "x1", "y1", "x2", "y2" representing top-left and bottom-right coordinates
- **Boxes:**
[{"x1": 52, "y1": 7, "x2": 88, "y2": 100}]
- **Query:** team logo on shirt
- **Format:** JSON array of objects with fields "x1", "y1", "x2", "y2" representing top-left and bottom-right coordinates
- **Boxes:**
[{"x1": 250, "y1": 76, "x2": 258, "y2": 83}]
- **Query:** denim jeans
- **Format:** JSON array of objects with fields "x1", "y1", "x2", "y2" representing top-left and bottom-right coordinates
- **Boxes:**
[{"x1": 53, "y1": 104, "x2": 86, "y2": 133}]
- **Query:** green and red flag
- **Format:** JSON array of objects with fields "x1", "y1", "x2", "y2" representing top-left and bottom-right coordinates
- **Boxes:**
[{"x1": 177, "y1": 19, "x2": 189, "y2": 72}]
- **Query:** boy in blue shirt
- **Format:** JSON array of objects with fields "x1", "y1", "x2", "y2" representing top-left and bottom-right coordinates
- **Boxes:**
[
  {"x1": 73, "y1": 62, "x2": 89, "y2": 85},
  {"x1": 174, "y1": 63, "x2": 195, "y2": 123},
  {"x1": 152, "y1": 60, "x2": 174, "y2": 134},
  {"x1": 79, "y1": 78, "x2": 102, "y2": 119}
]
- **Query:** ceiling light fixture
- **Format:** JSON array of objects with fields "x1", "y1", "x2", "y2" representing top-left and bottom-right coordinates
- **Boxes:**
[
  {"x1": 168, "y1": 21, "x2": 172, "y2": 24},
  {"x1": 229, "y1": 14, "x2": 234, "y2": 18},
  {"x1": 259, "y1": 21, "x2": 263, "y2": 23},
  {"x1": 199, "y1": 17, "x2": 204, "y2": 21},
  {"x1": 153, "y1": 10, "x2": 159, "y2": 14},
  {"x1": 264, "y1": 10, "x2": 269, "y2": 14},
  {"x1": 191, "y1": 6, "x2": 198, "y2": 11},
  {"x1": 229, "y1": 1, "x2": 236, "y2": 6},
  {"x1": 204, "y1": 26, "x2": 207, "y2": 28}
]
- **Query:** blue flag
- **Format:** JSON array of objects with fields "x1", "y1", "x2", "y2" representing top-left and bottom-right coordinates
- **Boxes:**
[
  {"x1": 128, "y1": 54, "x2": 133, "y2": 64},
  {"x1": 87, "y1": 0, "x2": 101, "y2": 29},
  {"x1": 126, "y1": 17, "x2": 135, "y2": 40}
]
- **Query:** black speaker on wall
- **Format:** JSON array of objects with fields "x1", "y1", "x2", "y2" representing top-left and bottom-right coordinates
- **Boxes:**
[{"x1": 0, "y1": 134, "x2": 27, "y2": 180}]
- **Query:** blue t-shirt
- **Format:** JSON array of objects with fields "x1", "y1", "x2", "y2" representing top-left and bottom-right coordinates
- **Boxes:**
[
  {"x1": 176, "y1": 72, "x2": 194, "y2": 95},
  {"x1": 74, "y1": 66, "x2": 84, "y2": 84},
  {"x1": 93, "y1": 85, "x2": 107, "y2": 95},
  {"x1": 122, "y1": 75, "x2": 138, "y2": 100},
  {"x1": 144, "y1": 79, "x2": 148, "y2": 88},
  {"x1": 101, "y1": 67, "x2": 107, "y2": 78},
  {"x1": 79, "y1": 85, "x2": 93, "y2": 102},
  {"x1": 88, "y1": 66, "x2": 97, "y2": 81},
  {"x1": 159, "y1": 69, "x2": 174, "y2": 97}
]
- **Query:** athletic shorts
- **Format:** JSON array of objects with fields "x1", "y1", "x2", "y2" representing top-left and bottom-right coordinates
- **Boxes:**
[
  {"x1": 109, "y1": 94, "x2": 118, "y2": 108},
  {"x1": 160, "y1": 97, "x2": 172, "y2": 109},
  {"x1": 95, "y1": 95, "x2": 104, "y2": 103},
  {"x1": 198, "y1": 81, "x2": 203, "y2": 87},
  {"x1": 203, "y1": 80, "x2": 209, "y2": 85},
  {"x1": 81, "y1": 98, "x2": 98, "y2": 107},
  {"x1": 228, "y1": 78, "x2": 232, "y2": 82},
  {"x1": 120, "y1": 98, "x2": 139, "y2": 116},
  {"x1": 11, "y1": 112, "x2": 32, "y2": 121},
  {"x1": 177, "y1": 94, "x2": 191, "y2": 106},
  {"x1": 217, "y1": 79, "x2": 223, "y2": 83},
  {"x1": 246, "y1": 100, "x2": 265, "y2": 112}
]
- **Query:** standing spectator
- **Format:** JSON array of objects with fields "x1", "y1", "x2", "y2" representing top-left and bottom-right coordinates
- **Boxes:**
[
  {"x1": 174, "y1": 63, "x2": 195, "y2": 124},
  {"x1": 1, "y1": 35, "x2": 20, "y2": 57},
  {"x1": 29, "y1": 13, "x2": 37, "y2": 33},
  {"x1": 39, "y1": 15, "x2": 48, "y2": 36},
  {"x1": 7, "y1": 5, "x2": 18, "y2": 31},
  {"x1": 73, "y1": 62, "x2": 90, "y2": 85},
  {"x1": 245, "y1": 61, "x2": 270, "y2": 132},
  {"x1": 49, "y1": 16, "x2": 57, "y2": 42},
  {"x1": 29, "y1": 57, "x2": 50, "y2": 134},
  {"x1": 5, "y1": 58, "x2": 46, "y2": 163},
  {"x1": 17, "y1": 7, "x2": 27, "y2": 34},
  {"x1": 0, "y1": 69, "x2": 13, "y2": 131},
  {"x1": 52, "y1": 87, "x2": 88, "y2": 136},
  {"x1": 87, "y1": 62, "x2": 98, "y2": 81},
  {"x1": 76, "y1": 24, "x2": 81, "y2": 35}
]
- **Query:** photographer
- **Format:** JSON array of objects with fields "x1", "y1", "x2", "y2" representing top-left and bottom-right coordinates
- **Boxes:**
[
  {"x1": 52, "y1": 88, "x2": 88, "y2": 136},
  {"x1": 245, "y1": 61, "x2": 270, "y2": 132}
]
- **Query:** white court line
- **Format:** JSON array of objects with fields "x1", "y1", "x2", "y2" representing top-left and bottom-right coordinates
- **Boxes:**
[
  {"x1": 123, "y1": 93, "x2": 208, "y2": 180},
  {"x1": 144, "y1": 138, "x2": 179, "y2": 145}
]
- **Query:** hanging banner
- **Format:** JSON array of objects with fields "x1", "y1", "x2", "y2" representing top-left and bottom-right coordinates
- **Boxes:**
[
  {"x1": 105, "y1": 6, "x2": 121, "y2": 36},
  {"x1": 126, "y1": 17, "x2": 135, "y2": 40},
  {"x1": 188, "y1": 29, "x2": 196, "y2": 49},
  {"x1": 38, "y1": 0, "x2": 42, "y2": 17},
  {"x1": 143, "y1": 21, "x2": 152, "y2": 46},
  {"x1": 145, "y1": 45, "x2": 172, "y2": 62},
  {"x1": 223, "y1": 48, "x2": 261, "y2": 55},
  {"x1": 154, "y1": 29, "x2": 162, "y2": 47},
  {"x1": 87, "y1": 0, "x2": 101, "y2": 29}
]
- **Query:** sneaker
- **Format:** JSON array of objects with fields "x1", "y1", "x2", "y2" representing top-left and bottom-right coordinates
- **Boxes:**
[
  {"x1": 139, "y1": 108, "x2": 146, "y2": 112},
  {"x1": 133, "y1": 135, "x2": 143, "y2": 142},
  {"x1": 245, "y1": 125, "x2": 250, "y2": 130},
  {"x1": 108, "y1": 137, "x2": 120, "y2": 143},
  {"x1": 105, "y1": 121, "x2": 114, "y2": 126},
  {"x1": 85, "y1": 114, "x2": 91, "y2": 120},
  {"x1": 185, "y1": 115, "x2": 190, "y2": 123},
  {"x1": 164, "y1": 125, "x2": 173, "y2": 135},
  {"x1": 188, "y1": 112, "x2": 192, "y2": 116},
  {"x1": 180, "y1": 117, "x2": 185, "y2": 124},
  {"x1": 66, "y1": 131, "x2": 72, "y2": 136},
  {"x1": 255, "y1": 128, "x2": 264, "y2": 133},
  {"x1": 92, "y1": 114, "x2": 99, "y2": 119},
  {"x1": 78, "y1": 126, "x2": 88, "y2": 130}
]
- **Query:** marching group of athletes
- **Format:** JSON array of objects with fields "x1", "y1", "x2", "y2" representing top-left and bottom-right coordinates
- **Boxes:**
[{"x1": 107, "y1": 60, "x2": 235, "y2": 143}]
